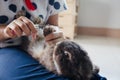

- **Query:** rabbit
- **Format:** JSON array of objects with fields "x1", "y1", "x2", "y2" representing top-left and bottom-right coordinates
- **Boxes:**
[{"x1": 27, "y1": 25, "x2": 99, "y2": 80}]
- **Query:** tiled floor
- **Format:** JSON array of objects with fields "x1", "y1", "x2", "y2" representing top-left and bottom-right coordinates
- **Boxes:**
[{"x1": 74, "y1": 35, "x2": 120, "y2": 80}]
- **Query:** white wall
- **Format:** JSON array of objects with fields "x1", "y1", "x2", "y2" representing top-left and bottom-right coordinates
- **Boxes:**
[{"x1": 77, "y1": 0, "x2": 120, "y2": 29}]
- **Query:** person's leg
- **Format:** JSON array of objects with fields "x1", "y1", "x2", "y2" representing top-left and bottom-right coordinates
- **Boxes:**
[
  {"x1": 0, "y1": 47, "x2": 69, "y2": 80},
  {"x1": 91, "y1": 73, "x2": 107, "y2": 80}
]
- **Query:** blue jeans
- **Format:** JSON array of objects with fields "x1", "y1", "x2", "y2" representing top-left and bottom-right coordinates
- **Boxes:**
[
  {"x1": 0, "y1": 47, "x2": 107, "y2": 80},
  {"x1": 0, "y1": 47, "x2": 69, "y2": 80}
]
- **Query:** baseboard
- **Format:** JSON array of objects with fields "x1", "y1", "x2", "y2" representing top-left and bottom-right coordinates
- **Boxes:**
[{"x1": 75, "y1": 26, "x2": 120, "y2": 38}]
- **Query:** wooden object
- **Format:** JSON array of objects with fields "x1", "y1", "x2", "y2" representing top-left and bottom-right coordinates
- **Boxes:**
[{"x1": 58, "y1": 0, "x2": 76, "y2": 39}]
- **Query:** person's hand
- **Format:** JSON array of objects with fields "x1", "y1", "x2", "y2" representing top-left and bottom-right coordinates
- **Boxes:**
[
  {"x1": 3, "y1": 16, "x2": 37, "y2": 39},
  {"x1": 44, "y1": 25, "x2": 65, "y2": 45}
]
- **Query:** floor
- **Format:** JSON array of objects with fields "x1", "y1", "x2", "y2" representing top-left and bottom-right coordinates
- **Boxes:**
[{"x1": 74, "y1": 35, "x2": 120, "y2": 80}]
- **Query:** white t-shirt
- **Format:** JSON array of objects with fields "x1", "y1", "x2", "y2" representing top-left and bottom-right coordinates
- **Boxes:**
[{"x1": 0, "y1": 0, "x2": 67, "y2": 47}]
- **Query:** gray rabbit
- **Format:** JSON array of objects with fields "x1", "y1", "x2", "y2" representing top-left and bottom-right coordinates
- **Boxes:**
[{"x1": 27, "y1": 25, "x2": 99, "y2": 80}]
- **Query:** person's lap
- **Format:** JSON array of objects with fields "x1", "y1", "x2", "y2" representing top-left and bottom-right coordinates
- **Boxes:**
[{"x1": 0, "y1": 47, "x2": 68, "y2": 80}]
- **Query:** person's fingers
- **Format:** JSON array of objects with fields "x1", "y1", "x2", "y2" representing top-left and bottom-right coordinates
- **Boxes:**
[
  {"x1": 13, "y1": 19, "x2": 30, "y2": 36},
  {"x1": 4, "y1": 27, "x2": 16, "y2": 38},
  {"x1": 8, "y1": 20, "x2": 22, "y2": 37},
  {"x1": 19, "y1": 16, "x2": 37, "y2": 34},
  {"x1": 47, "y1": 36, "x2": 64, "y2": 45},
  {"x1": 45, "y1": 31, "x2": 64, "y2": 42}
]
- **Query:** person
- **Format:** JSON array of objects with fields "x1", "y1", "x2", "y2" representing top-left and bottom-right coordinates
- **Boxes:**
[
  {"x1": 0, "y1": 0, "x2": 69, "y2": 80},
  {"x1": 0, "y1": 0, "x2": 106, "y2": 80}
]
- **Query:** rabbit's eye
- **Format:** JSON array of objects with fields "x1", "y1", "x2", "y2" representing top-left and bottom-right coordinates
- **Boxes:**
[
  {"x1": 64, "y1": 51, "x2": 72, "y2": 60},
  {"x1": 64, "y1": 51, "x2": 69, "y2": 56}
]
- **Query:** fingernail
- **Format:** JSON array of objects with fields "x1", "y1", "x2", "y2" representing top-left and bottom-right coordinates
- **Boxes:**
[{"x1": 12, "y1": 30, "x2": 16, "y2": 35}]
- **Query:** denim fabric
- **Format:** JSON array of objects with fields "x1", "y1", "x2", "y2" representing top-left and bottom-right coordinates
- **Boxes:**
[
  {"x1": 91, "y1": 73, "x2": 107, "y2": 80},
  {"x1": 0, "y1": 47, "x2": 107, "y2": 80},
  {"x1": 0, "y1": 47, "x2": 68, "y2": 80}
]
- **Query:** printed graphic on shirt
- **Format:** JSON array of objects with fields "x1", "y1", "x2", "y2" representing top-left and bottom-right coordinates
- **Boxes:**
[{"x1": 0, "y1": 0, "x2": 67, "y2": 48}]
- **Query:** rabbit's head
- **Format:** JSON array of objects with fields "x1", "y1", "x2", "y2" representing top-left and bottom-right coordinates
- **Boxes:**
[{"x1": 52, "y1": 40, "x2": 94, "y2": 80}]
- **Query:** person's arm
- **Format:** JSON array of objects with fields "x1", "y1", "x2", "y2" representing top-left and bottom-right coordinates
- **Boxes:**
[
  {"x1": 45, "y1": 14, "x2": 65, "y2": 44},
  {"x1": 46, "y1": 14, "x2": 58, "y2": 26},
  {"x1": 0, "y1": 16, "x2": 37, "y2": 42}
]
